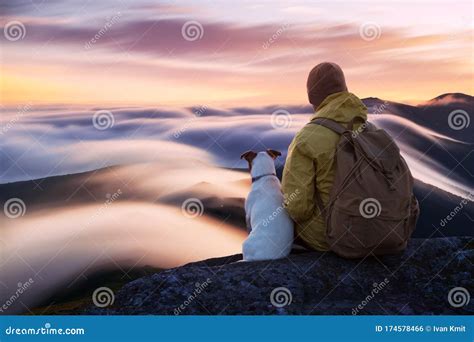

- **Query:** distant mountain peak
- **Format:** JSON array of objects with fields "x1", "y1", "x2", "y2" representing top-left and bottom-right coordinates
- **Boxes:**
[
  {"x1": 431, "y1": 92, "x2": 471, "y2": 100},
  {"x1": 361, "y1": 97, "x2": 388, "y2": 107},
  {"x1": 362, "y1": 96, "x2": 384, "y2": 101},
  {"x1": 424, "y1": 92, "x2": 472, "y2": 106}
]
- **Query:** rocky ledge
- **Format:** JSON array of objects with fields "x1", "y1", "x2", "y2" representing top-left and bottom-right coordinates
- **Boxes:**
[{"x1": 86, "y1": 237, "x2": 473, "y2": 315}]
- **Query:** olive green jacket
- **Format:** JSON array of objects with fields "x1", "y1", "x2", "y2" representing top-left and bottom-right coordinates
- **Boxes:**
[{"x1": 282, "y1": 91, "x2": 368, "y2": 251}]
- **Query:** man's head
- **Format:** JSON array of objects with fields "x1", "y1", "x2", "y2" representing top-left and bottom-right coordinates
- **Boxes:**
[{"x1": 307, "y1": 62, "x2": 347, "y2": 110}]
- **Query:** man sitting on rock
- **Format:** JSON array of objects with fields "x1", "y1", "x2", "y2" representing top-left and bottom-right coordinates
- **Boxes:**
[{"x1": 281, "y1": 62, "x2": 368, "y2": 251}]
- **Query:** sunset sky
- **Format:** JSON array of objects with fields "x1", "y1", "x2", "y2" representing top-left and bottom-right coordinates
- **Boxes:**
[{"x1": 1, "y1": 0, "x2": 473, "y2": 107}]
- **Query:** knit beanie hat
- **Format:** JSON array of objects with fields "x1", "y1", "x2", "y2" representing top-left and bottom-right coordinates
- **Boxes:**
[{"x1": 307, "y1": 62, "x2": 348, "y2": 109}]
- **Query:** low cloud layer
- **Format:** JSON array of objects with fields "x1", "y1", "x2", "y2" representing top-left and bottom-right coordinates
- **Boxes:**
[
  {"x1": 1, "y1": 202, "x2": 246, "y2": 313},
  {"x1": 1, "y1": 104, "x2": 472, "y2": 198}
]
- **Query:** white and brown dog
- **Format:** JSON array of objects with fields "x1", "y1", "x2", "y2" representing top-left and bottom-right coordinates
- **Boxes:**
[{"x1": 240, "y1": 150, "x2": 294, "y2": 261}]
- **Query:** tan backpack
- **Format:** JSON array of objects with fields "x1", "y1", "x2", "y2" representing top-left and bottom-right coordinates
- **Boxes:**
[{"x1": 309, "y1": 118, "x2": 419, "y2": 258}]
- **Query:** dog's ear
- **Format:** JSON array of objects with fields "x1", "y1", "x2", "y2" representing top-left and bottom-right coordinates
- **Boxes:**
[
  {"x1": 266, "y1": 149, "x2": 282, "y2": 159},
  {"x1": 240, "y1": 151, "x2": 257, "y2": 170},
  {"x1": 240, "y1": 150, "x2": 257, "y2": 163}
]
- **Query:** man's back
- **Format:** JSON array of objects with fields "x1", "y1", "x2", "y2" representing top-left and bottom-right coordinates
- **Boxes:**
[{"x1": 282, "y1": 91, "x2": 367, "y2": 251}]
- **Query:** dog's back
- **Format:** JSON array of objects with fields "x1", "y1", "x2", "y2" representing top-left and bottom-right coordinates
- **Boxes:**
[{"x1": 241, "y1": 151, "x2": 294, "y2": 261}]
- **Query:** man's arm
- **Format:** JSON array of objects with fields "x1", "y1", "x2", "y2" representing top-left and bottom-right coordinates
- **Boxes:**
[{"x1": 281, "y1": 140, "x2": 315, "y2": 223}]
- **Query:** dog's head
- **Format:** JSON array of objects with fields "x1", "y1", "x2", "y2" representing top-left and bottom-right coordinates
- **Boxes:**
[{"x1": 240, "y1": 149, "x2": 281, "y2": 172}]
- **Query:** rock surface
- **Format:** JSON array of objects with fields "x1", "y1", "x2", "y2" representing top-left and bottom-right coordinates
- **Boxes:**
[{"x1": 86, "y1": 237, "x2": 473, "y2": 315}]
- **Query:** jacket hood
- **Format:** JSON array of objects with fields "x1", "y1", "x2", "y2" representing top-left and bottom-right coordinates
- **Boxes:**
[
  {"x1": 307, "y1": 62, "x2": 347, "y2": 109},
  {"x1": 311, "y1": 91, "x2": 367, "y2": 123}
]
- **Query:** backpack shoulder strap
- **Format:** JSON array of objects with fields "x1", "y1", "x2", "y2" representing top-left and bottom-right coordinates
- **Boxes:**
[
  {"x1": 307, "y1": 118, "x2": 348, "y2": 135},
  {"x1": 307, "y1": 118, "x2": 352, "y2": 219},
  {"x1": 313, "y1": 176, "x2": 327, "y2": 218}
]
